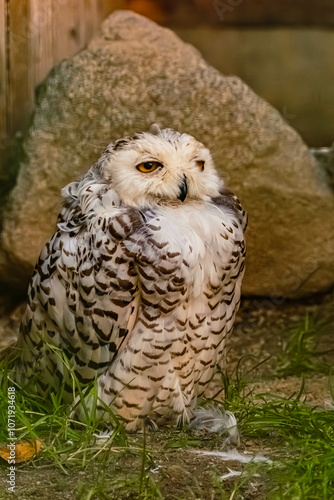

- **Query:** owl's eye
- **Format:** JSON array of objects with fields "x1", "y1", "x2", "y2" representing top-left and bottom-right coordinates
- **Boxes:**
[
  {"x1": 196, "y1": 160, "x2": 205, "y2": 172},
  {"x1": 136, "y1": 161, "x2": 163, "y2": 173}
]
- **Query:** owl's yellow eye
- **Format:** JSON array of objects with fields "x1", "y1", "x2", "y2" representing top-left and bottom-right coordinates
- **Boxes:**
[
  {"x1": 136, "y1": 161, "x2": 162, "y2": 173},
  {"x1": 196, "y1": 160, "x2": 205, "y2": 172}
]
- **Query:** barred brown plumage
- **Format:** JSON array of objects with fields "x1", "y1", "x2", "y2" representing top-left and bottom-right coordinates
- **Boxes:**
[{"x1": 13, "y1": 127, "x2": 247, "y2": 431}]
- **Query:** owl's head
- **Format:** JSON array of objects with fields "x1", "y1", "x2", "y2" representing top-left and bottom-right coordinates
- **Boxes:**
[{"x1": 98, "y1": 127, "x2": 222, "y2": 208}]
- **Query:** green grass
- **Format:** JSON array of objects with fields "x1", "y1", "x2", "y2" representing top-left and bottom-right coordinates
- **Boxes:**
[
  {"x1": 209, "y1": 352, "x2": 334, "y2": 500},
  {"x1": 238, "y1": 398, "x2": 334, "y2": 500},
  {"x1": 277, "y1": 311, "x2": 334, "y2": 376},
  {"x1": 1, "y1": 312, "x2": 334, "y2": 499},
  {"x1": 0, "y1": 358, "x2": 162, "y2": 499}
]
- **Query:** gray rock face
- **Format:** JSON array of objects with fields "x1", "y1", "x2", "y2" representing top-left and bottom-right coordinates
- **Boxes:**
[
  {"x1": 1, "y1": 10, "x2": 333, "y2": 298},
  {"x1": 174, "y1": 27, "x2": 334, "y2": 147}
]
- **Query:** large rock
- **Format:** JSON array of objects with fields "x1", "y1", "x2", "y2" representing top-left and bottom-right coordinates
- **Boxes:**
[
  {"x1": 174, "y1": 28, "x2": 334, "y2": 147},
  {"x1": 1, "y1": 10, "x2": 333, "y2": 298}
]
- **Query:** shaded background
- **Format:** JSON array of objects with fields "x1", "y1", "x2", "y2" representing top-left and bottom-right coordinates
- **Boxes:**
[{"x1": 1, "y1": 0, "x2": 333, "y2": 152}]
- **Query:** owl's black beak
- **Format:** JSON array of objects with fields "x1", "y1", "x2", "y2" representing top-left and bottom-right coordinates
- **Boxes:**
[{"x1": 177, "y1": 175, "x2": 188, "y2": 202}]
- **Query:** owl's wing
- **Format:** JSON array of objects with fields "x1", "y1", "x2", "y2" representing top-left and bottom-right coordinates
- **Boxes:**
[
  {"x1": 18, "y1": 179, "x2": 144, "y2": 394},
  {"x1": 212, "y1": 186, "x2": 248, "y2": 232}
]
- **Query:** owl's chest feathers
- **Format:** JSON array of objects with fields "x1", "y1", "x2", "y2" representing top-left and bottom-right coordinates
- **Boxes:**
[
  {"x1": 124, "y1": 202, "x2": 243, "y2": 378},
  {"x1": 140, "y1": 202, "x2": 242, "y2": 297}
]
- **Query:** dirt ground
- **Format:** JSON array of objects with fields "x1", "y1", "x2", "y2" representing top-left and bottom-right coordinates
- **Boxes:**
[
  {"x1": 0, "y1": 438, "x2": 272, "y2": 500},
  {"x1": 0, "y1": 292, "x2": 333, "y2": 499},
  {"x1": 229, "y1": 292, "x2": 334, "y2": 380}
]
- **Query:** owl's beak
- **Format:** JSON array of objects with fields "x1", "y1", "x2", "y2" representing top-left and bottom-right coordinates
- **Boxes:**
[{"x1": 177, "y1": 175, "x2": 188, "y2": 202}]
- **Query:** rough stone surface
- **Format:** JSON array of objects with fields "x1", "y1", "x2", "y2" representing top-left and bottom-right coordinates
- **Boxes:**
[
  {"x1": 174, "y1": 28, "x2": 334, "y2": 147},
  {"x1": 0, "y1": 10, "x2": 333, "y2": 298}
]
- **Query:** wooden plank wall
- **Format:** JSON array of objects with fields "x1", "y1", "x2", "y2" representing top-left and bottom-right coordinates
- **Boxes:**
[
  {"x1": 0, "y1": 0, "x2": 124, "y2": 142},
  {"x1": 0, "y1": 0, "x2": 6, "y2": 140}
]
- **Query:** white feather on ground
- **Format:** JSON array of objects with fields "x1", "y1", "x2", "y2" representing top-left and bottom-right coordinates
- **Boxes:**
[{"x1": 190, "y1": 406, "x2": 240, "y2": 445}]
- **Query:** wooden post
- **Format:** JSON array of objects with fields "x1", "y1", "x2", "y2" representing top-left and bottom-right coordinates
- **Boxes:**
[
  {"x1": 30, "y1": 0, "x2": 54, "y2": 86},
  {"x1": 0, "y1": 0, "x2": 7, "y2": 141},
  {"x1": 6, "y1": 0, "x2": 32, "y2": 136}
]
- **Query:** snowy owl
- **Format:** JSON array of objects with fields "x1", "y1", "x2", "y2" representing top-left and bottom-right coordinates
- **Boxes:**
[{"x1": 14, "y1": 127, "x2": 247, "y2": 430}]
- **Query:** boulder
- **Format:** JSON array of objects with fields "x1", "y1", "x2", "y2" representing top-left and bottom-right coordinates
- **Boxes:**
[
  {"x1": 174, "y1": 27, "x2": 334, "y2": 147},
  {"x1": 1, "y1": 10, "x2": 333, "y2": 298}
]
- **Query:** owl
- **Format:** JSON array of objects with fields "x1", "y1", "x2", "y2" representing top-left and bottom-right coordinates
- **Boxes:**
[{"x1": 14, "y1": 126, "x2": 247, "y2": 431}]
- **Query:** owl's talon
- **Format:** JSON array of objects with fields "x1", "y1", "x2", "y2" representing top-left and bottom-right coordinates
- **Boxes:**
[{"x1": 144, "y1": 418, "x2": 159, "y2": 432}]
